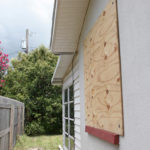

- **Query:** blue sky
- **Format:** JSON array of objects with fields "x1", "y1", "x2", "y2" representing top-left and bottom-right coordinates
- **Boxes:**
[{"x1": 0, "y1": 0, "x2": 54, "y2": 60}]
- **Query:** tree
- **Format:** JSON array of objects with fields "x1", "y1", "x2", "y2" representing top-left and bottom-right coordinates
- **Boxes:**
[
  {"x1": 0, "y1": 41, "x2": 9, "y2": 87},
  {"x1": 1, "y1": 46, "x2": 62, "y2": 135}
]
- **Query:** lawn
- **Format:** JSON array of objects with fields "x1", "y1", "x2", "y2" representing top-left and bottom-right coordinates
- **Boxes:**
[{"x1": 14, "y1": 135, "x2": 62, "y2": 150}]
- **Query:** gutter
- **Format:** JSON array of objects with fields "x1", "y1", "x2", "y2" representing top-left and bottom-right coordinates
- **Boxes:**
[
  {"x1": 51, "y1": 78, "x2": 62, "y2": 85},
  {"x1": 50, "y1": 0, "x2": 58, "y2": 52}
]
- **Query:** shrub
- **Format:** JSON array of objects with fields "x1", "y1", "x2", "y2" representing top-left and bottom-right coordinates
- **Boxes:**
[{"x1": 25, "y1": 121, "x2": 45, "y2": 135}]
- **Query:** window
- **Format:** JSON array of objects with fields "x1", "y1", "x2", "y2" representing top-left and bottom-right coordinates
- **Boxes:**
[
  {"x1": 63, "y1": 85, "x2": 74, "y2": 150},
  {"x1": 83, "y1": 0, "x2": 123, "y2": 144}
]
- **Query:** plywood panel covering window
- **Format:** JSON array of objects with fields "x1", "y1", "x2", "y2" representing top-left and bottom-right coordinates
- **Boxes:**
[{"x1": 84, "y1": 0, "x2": 124, "y2": 136}]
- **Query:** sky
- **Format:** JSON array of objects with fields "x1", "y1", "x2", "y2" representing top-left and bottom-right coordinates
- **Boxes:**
[{"x1": 0, "y1": 0, "x2": 54, "y2": 60}]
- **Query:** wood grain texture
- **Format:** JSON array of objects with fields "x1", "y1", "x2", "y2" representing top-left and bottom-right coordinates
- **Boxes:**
[
  {"x1": 17, "y1": 106, "x2": 21, "y2": 136},
  {"x1": 9, "y1": 105, "x2": 14, "y2": 150},
  {"x1": 84, "y1": 0, "x2": 123, "y2": 135},
  {"x1": 0, "y1": 128, "x2": 10, "y2": 138},
  {"x1": 22, "y1": 106, "x2": 25, "y2": 134}
]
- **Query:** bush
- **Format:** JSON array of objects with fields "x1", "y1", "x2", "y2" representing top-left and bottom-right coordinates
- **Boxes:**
[{"x1": 25, "y1": 121, "x2": 45, "y2": 135}]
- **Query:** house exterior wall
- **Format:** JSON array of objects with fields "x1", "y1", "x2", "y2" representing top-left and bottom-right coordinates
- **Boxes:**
[
  {"x1": 63, "y1": 0, "x2": 150, "y2": 150},
  {"x1": 78, "y1": 0, "x2": 118, "y2": 149},
  {"x1": 118, "y1": 0, "x2": 150, "y2": 149},
  {"x1": 78, "y1": 0, "x2": 150, "y2": 150}
]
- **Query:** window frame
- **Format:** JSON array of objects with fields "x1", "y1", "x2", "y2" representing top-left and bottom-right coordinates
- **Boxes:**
[{"x1": 63, "y1": 84, "x2": 75, "y2": 150}]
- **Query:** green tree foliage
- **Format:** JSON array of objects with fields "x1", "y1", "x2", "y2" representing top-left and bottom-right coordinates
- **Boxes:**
[{"x1": 1, "y1": 46, "x2": 62, "y2": 135}]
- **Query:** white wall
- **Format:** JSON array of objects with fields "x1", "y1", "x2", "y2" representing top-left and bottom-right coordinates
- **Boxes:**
[
  {"x1": 118, "y1": 0, "x2": 150, "y2": 149},
  {"x1": 78, "y1": 0, "x2": 150, "y2": 150},
  {"x1": 78, "y1": 0, "x2": 118, "y2": 150}
]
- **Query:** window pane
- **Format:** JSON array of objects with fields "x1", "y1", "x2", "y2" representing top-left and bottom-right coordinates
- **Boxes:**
[
  {"x1": 70, "y1": 102, "x2": 74, "y2": 119},
  {"x1": 70, "y1": 138, "x2": 75, "y2": 150},
  {"x1": 70, "y1": 120, "x2": 74, "y2": 137},
  {"x1": 65, "y1": 89, "x2": 68, "y2": 102},
  {"x1": 69, "y1": 85, "x2": 74, "y2": 101},
  {"x1": 65, "y1": 119, "x2": 68, "y2": 133},
  {"x1": 65, "y1": 134, "x2": 69, "y2": 149},
  {"x1": 65, "y1": 104, "x2": 68, "y2": 117}
]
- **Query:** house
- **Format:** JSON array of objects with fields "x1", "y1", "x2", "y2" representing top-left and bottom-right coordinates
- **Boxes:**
[{"x1": 50, "y1": 0, "x2": 150, "y2": 150}]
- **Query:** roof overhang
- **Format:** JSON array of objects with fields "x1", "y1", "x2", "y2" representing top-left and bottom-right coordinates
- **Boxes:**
[
  {"x1": 50, "y1": 0, "x2": 90, "y2": 54},
  {"x1": 51, "y1": 55, "x2": 74, "y2": 85},
  {"x1": 50, "y1": 0, "x2": 90, "y2": 84}
]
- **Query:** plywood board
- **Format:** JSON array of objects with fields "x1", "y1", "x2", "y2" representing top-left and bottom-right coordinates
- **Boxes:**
[{"x1": 84, "y1": 0, "x2": 123, "y2": 135}]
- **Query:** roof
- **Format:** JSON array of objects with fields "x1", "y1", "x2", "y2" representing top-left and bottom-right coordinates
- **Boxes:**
[{"x1": 50, "y1": 0, "x2": 90, "y2": 84}]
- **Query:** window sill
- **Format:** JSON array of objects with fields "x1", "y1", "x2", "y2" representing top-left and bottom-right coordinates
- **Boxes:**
[{"x1": 85, "y1": 126, "x2": 119, "y2": 145}]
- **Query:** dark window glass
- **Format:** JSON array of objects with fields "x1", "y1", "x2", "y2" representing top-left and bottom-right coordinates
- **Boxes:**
[
  {"x1": 65, "y1": 134, "x2": 69, "y2": 148},
  {"x1": 70, "y1": 102, "x2": 74, "y2": 119},
  {"x1": 69, "y1": 85, "x2": 74, "y2": 101},
  {"x1": 65, "y1": 104, "x2": 68, "y2": 117},
  {"x1": 70, "y1": 120, "x2": 74, "y2": 137},
  {"x1": 70, "y1": 138, "x2": 75, "y2": 150},
  {"x1": 65, "y1": 119, "x2": 68, "y2": 133},
  {"x1": 65, "y1": 89, "x2": 68, "y2": 102}
]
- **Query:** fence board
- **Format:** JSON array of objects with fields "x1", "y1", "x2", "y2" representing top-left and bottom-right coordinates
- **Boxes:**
[
  {"x1": 0, "y1": 104, "x2": 11, "y2": 109},
  {"x1": 22, "y1": 107, "x2": 25, "y2": 134},
  {"x1": 9, "y1": 105, "x2": 14, "y2": 150},
  {"x1": 0, "y1": 128, "x2": 10, "y2": 138},
  {"x1": 0, "y1": 96, "x2": 24, "y2": 150},
  {"x1": 0, "y1": 136, "x2": 5, "y2": 150},
  {"x1": 17, "y1": 106, "x2": 21, "y2": 136}
]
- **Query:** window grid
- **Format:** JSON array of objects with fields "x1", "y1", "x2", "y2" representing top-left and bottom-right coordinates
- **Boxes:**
[
  {"x1": 63, "y1": 85, "x2": 74, "y2": 150},
  {"x1": 64, "y1": 101, "x2": 74, "y2": 105},
  {"x1": 64, "y1": 117, "x2": 74, "y2": 121}
]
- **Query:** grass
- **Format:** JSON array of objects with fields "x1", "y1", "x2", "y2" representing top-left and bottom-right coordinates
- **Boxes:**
[{"x1": 14, "y1": 134, "x2": 63, "y2": 150}]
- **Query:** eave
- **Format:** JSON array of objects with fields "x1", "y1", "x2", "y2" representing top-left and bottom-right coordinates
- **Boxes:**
[
  {"x1": 50, "y1": 0, "x2": 90, "y2": 84},
  {"x1": 51, "y1": 55, "x2": 74, "y2": 85}
]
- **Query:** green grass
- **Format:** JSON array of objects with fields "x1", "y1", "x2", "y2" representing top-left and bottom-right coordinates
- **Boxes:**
[{"x1": 14, "y1": 135, "x2": 62, "y2": 150}]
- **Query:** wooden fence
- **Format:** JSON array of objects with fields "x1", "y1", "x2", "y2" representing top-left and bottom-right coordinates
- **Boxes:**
[{"x1": 0, "y1": 96, "x2": 24, "y2": 150}]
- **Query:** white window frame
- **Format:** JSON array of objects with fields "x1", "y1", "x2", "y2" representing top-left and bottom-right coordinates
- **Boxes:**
[{"x1": 63, "y1": 84, "x2": 75, "y2": 150}]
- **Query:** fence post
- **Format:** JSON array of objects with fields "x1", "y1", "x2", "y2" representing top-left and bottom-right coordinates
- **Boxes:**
[
  {"x1": 22, "y1": 106, "x2": 25, "y2": 134},
  {"x1": 9, "y1": 105, "x2": 14, "y2": 150},
  {"x1": 17, "y1": 106, "x2": 21, "y2": 136}
]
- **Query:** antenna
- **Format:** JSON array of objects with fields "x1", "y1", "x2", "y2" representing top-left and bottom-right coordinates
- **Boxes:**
[
  {"x1": 25, "y1": 29, "x2": 29, "y2": 53},
  {"x1": 21, "y1": 29, "x2": 29, "y2": 53}
]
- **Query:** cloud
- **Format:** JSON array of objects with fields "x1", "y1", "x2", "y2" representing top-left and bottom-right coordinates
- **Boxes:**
[
  {"x1": 0, "y1": 0, "x2": 54, "y2": 60},
  {"x1": 29, "y1": 0, "x2": 54, "y2": 22},
  {"x1": 0, "y1": 24, "x2": 7, "y2": 36}
]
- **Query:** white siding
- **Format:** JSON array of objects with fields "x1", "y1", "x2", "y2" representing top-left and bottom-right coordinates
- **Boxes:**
[
  {"x1": 74, "y1": 76, "x2": 81, "y2": 150},
  {"x1": 63, "y1": 61, "x2": 81, "y2": 150},
  {"x1": 75, "y1": 125, "x2": 80, "y2": 133}
]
